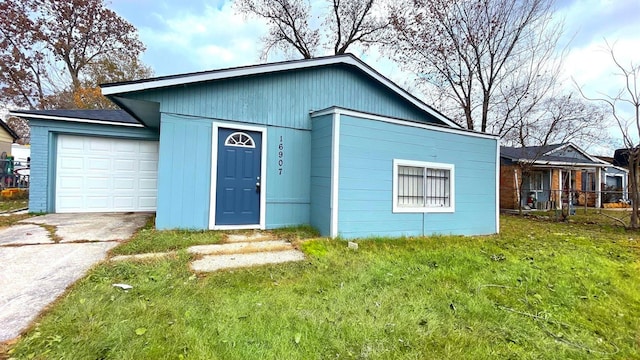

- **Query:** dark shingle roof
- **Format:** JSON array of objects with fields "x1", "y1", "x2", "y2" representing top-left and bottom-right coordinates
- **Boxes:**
[
  {"x1": 501, "y1": 143, "x2": 601, "y2": 165},
  {"x1": 500, "y1": 144, "x2": 564, "y2": 160},
  {"x1": 0, "y1": 119, "x2": 18, "y2": 140},
  {"x1": 9, "y1": 109, "x2": 139, "y2": 125}
]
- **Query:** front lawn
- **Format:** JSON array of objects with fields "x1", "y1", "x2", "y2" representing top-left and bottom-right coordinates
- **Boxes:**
[
  {"x1": 5, "y1": 216, "x2": 640, "y2": 359},
  {"x1": 0, "y1": 199, "x2": 27, "y2": 213}
]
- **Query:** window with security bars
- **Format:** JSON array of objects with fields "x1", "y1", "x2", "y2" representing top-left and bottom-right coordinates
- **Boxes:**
[{"x1": 393, "y1": 160, "x2": 454, "y2": 213}]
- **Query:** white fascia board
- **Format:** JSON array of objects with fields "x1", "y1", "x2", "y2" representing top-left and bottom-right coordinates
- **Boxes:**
[
  {"x1": 525, "y1": 160, "x2": 608, "y2": 168},
  {"x1": 101, "y1": 55, "x2": 460, "y2": 128},
  {"x1": 330, "y1": 112, "x2": 340, "y2": 238},
  {"x1": 610, "y1": 165, "x2": 629, "y2": 173},
  {"x1": 495, "y1": 139, "x2": 500, "y2": 234},
  {"x1": 102, "y1": 57, "x2": 345, "y2": 95},
  {"x1": 8, "y1": 111, "x2": 143, "y2": 128},
  {"x1": 311, "y1": 107, "x2": 498, "y2": 140}
]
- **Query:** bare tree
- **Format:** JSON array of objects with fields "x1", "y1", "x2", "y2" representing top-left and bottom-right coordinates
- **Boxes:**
[
  {"x1": 388, "y1": 0, "x2": 563, "y2": 134},
  {"x1": 234, "y1": 0, "x2": 388, "y2": 60},
  {"x1": 0, "y1": 0, "x2": 147, "y2": 110},
  {"x1": 577, "y1": 43, "x2": 640, "y2": 228},
  {"x1": 502, "y1": 94, "x2": 606, "y2": 148}
]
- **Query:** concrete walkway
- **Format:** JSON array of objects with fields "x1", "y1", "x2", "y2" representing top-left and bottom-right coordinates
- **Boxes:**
[
  {"x1": 0, "y1": 217, "x2": 304, "y2": 343},
  {"x1": 0, "y1": 212, "x2": 151, "y2": 343},
  {"x1": 112, "y1": 232, "x2": 306, "y2": 272}
]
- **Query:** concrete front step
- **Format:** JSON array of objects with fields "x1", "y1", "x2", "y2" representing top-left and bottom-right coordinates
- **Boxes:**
[
  {"x1": 190, "y1": 249, "x2": 305, "y2": 272},
  {"x1": 225, "y1": 233, "x2": 274, "y2": 243},
  {"x1": 188, "y1": 240, "x2": 292, "y2": 255},
  {"x1": 110, "y1": 252, "x2": 171, "y2": 262}
]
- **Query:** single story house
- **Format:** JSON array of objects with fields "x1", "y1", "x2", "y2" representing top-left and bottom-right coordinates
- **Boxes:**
[
  {"x1": 12, "y1": 54, "x2": 499, "y2": 238},
  {"x1": 0, "y1": 119, "x2": 18, "y2": 156},
  {"x1": 500, "y1": 143, "x2": 609, "y2": 210}
]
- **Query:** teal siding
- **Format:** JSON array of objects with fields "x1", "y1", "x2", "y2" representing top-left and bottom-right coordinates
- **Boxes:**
[
  {"x1": 27, "y1": 119, "x2": 158, "y2": 213},
  {"x1": 310, "y1": 114, "x2": 334, "y2": 236},
  {"x1": 154, "y1": 115, "x2": 312, "y2": 230},
  {"x1": 156, "y1": 114, "x2": 212, "y2": 229},
  {"x1": 265, "y1": 127, "x2": 311, "y2": 228},
  {"x1": 337, "y1": 115, "x2": 497, "y2": 238},
  {"x1": 124, "y1": 65, "x2": 440, "y2": 131},
  {"x1": 28, "y1": 125, "x2": 50, "y2": 213}
]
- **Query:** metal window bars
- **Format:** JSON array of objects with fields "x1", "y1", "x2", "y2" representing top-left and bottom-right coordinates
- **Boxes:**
[{"x1": 398, "y1": 165, "x2": 450, "y2": 208}]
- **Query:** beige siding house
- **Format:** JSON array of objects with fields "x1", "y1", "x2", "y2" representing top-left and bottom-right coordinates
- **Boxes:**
[{"x1": 0, "y1": 120, "x2": 18, "y2": 155}]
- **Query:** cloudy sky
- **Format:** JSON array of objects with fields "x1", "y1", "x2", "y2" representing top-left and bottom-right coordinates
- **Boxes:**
[{"x1": 106, "y1": 0, "x2": 639, "y2": 151}]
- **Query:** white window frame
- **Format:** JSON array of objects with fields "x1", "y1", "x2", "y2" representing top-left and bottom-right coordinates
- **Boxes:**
[
  {"x1": 224, "y1": 132, "x2": 256, "y2": 148},
  {"x1": 392, "y1": 159, "x2": 455, "y2": 213}
]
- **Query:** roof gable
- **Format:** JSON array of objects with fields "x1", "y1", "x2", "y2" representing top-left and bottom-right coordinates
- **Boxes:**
[
  {"x1": 501, "y1": 143, "x2": 604, "y2": 166},
  {"x1": 101, "y1": 54, "x2": 460, "y2": 129},
  {"x1": 0, "y1": 119, "x2": 18, "y2": 141}
]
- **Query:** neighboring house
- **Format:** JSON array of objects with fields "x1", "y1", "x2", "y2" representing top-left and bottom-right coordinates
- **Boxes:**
[
  {"x1": 0, "y1": 119, "x2": 18, "y2": 156},
  {"x1": 500, "y1": 143, "x2": 608, "y2": 210},
  {"x1": 11, "y1": 54, "x2": 499, "y2": 238},
  {"x1": 595, "y1": 156, "x2": 629, "y2": 203}
]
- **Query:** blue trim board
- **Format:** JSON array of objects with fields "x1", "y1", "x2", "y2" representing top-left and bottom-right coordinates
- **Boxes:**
[
  {"x1": 310, "y1": 114, "x2": 334, "y2": 236},
  {"x1": 28, "y1": 120, "x2": 158, "y2": 213}
]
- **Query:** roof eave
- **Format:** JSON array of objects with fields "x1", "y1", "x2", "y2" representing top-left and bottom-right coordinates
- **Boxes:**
[
  {"x1": 0, "y1": 120, "x2": 19, "y2": 141},
  {"x1": 101, "y1": 54, "x2": 461, "y2": 129},
  {"x1": 8, "y1": 110, "x2": 144, "y2": 128},
  {"x1": 520, "y1": 159, "x2": 607, "y2": 167}
]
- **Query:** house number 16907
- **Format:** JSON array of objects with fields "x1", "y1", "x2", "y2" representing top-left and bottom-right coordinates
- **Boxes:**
[{"x1": 278, "y1": 135, "x2": 284, "y2": 175}]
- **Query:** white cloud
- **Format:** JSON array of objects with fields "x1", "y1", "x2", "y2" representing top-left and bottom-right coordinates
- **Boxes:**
[
  {"x1": 564, "y1": 38, "x2": 640, "y2": 92},
  {"x1": 135, "y1": 1, "x2": 267, "y2": 75},
  {"x1": 109, "y1": 0, "x2": 638, "y2": 153}
]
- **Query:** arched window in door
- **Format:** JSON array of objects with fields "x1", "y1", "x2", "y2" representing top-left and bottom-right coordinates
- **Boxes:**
[{"x1": 224, "y1": 132, "x2": 255, "y2": 148}]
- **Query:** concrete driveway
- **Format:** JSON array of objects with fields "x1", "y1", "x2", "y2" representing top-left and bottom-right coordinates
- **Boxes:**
[{"x1": 0, "y1": 212, "x2": 151, "y2": 343}]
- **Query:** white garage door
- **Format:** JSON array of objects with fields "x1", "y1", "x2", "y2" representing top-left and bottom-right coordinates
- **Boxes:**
[{"x1": 55, "y1": 135, "x2": 159, "y2": 213}]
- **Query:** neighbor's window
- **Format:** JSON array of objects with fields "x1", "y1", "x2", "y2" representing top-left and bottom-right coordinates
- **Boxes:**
[
  {"x1": 581, "y1": 171, "x2": 596, "y2": 192},
  {"x1": 393, "y1": 159, "x2": 455, "y2": 213}
]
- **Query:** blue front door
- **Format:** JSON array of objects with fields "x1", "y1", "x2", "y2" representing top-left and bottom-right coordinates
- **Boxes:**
[{"x1": 215, "y1": 128, "x2": 262, "y2": 225}]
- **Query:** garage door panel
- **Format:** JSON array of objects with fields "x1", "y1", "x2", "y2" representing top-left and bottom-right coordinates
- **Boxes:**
[
  {"x1": 56, "y1": 135, "x2": 158, "y2": 213},
  {"x1": 59, "y1": 177, "x2": 83, "y2": 190},
  {"x1": 88, "y1": 158, "x2": 110, "y2": 171},
  {"x1": 113, "y1": 197, "x2": 135, "y2": 208},
  {"x1": 139, "y1": 197, "x2": 157, "y2": 208},
  {"x1": 114, "y1": 178, "x2": 135, "y2": 190},
  {"x1": 114, "y1": 141, "x2": 137, "y2": 152},
  {"x1": 59, "y1": 156, "x2": 84, "y2": 170},
  {"x1": 59, "y1": 137, "x2": 84, "y2": 150},
  {"x1": 86, "y1": 196, "x2": 110, "y2": 207},
  {"x1": 139, "y1": 160, "x2": 158, "y2": 171},
  {"x1": 88, "y1": 138, "x2": 112, "y2": 152},
  {"x1": 114, "y1": 159, "x2": 136, "y2": 171},
  {"x1": 86, "y1": 177, "x2": 109, "y2": 190},
  {"x1": 139, "y1": 178, "x2": 157, "y2": 189}
]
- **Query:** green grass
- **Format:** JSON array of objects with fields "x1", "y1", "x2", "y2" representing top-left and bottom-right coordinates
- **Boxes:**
[
  {"x1": 0, "y1": 213, "x2": 32, "y2": 228},
  {"x1": 530, "y1": 208, "x2": 632, "y2": 227},
  {"x1": 111, "y1": 223, "x2": 318, "y2": 256},
  {"x1": 0, "y1": 199, "x2": 28, "y2": 213},
  {"x1": 110, "y1": 218, "x2": 223, "y2": 256},
  {"x1": 5, "y1": 216, "x2": 640, "y2": 359}
]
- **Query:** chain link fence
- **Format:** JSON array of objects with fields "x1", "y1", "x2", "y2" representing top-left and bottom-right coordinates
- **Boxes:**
[
  {"x1": 504, "y1": 186, "x2": 629, "y2": 212},
  {"x1": 0, "y1": 158, "x2": 30, "y2": 190}
]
